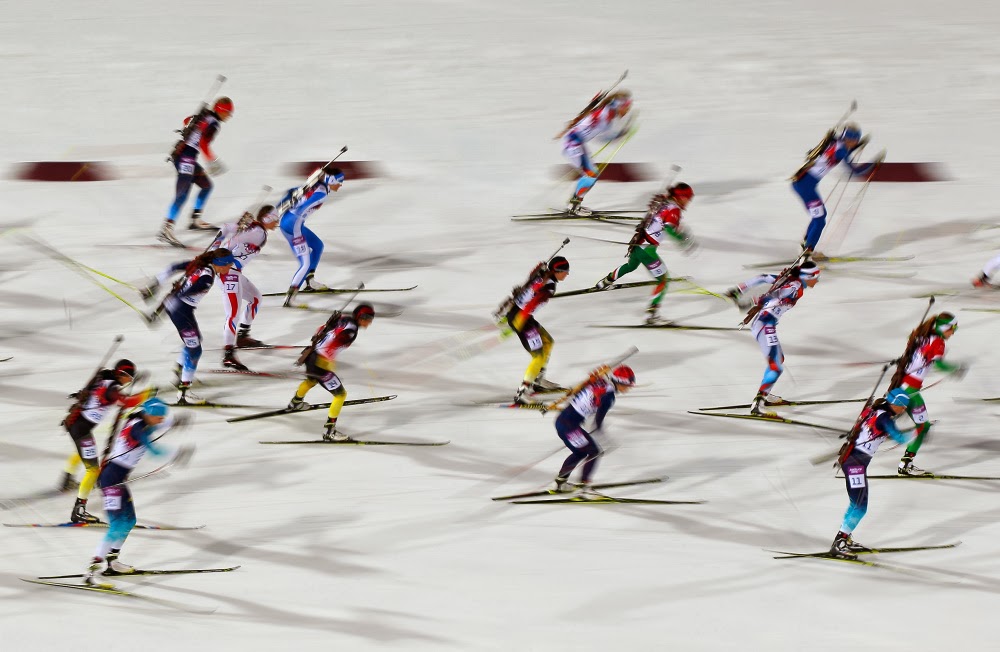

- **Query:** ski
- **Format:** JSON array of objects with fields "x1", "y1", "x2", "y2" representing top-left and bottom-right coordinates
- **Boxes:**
[
  {"x1": 743, "y1": 255, "x2": 913, "y2": 269},
  {"x1": 207, "y1": 344, "x2": 300, "y2": 351},
  {"x1": 21, "y1": 578, "x2": 216, "y2": 614},
  {"x1": 687, "y1": 410, "x2": 845, "y2": 433},
  {"x1": 0, "y1": 356, "x2": 11, "y2": 362},
  {"x1": 259, "y1": 438, "x2": 449, "y2": 446},
  {"x1": 39, "y1": 565, "x2": 241, "y2": 580},
  {"x1": 698, "y1": 397, "x2": 867, "y2": 411},
  {"x1": 262, "y1": 286, "x2": 417, "y2": 297},
  {"x1": 592, "y1": 323, "x2": 741, "y2": 331},
  {"x1": 554, "y1": 279, "x2": 689, "y2": 299},
  {"x1": 4, "y1": 521, "x2": 203, "y2": 530},
  {"x1": 472, "y1": 399, "x2": 548, "y2": 411},
  {"x1": 511, "y1": 210, "x2": 641, "y2": 222},
  {"x1": 169, "y1": 399, "x2": 257, "y2": 409},
  {"x1": 767, "y1": 542, "x2": 961, "y2": 558},
  {"x1": 492, "y1": 477, "x2": 665, "y2": 501},
  {"x1": 207, "y1": 369, "x2": 302, "y2": 379},
  {"x1": 863, "y1": 473, "x2": 1000, "y2": 481},
  {"x1": 226, "y1": 395, "x2": 397, "y2": 423},
  {"x1": 961, "y1": 308, "x2": 1000, "y2": 314},
  {"x1": 511, "y1": 495, "x2": 703, "y2": 505}
]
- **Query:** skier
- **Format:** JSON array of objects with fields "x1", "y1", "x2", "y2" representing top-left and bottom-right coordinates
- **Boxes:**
[
  {"x1": 829, "y1": 388, "x2": 914, "y2": 559},
  {"x1": 278, "y1": 165, "x2": 346, "y2": 307},
  {"x1": 160, "y1": 97, "x2": 234, "y2": 246},
  {"x1": 594, "y1": 183, "x2": 696, "y2": 324},
  {"x1": 61, "y1": 359, "x2": 154, "y2": 523},
  {"x1": 549, "y1": 364, "x2": 636, "y2": 499},
  {"x1": 148, "y1": 248, "x2": 236, "y2": 404},
  {"x1": 84, "y1": 397, "x2": 190, "y2": 583},
  {"x1": 496, "y1": 255, "x2": 571, "y2": 405},
  {"x1": 888, "y1": 312, "x2": 966, "y2": 476},
  {"x1": 209, "y1": 204, "x2": 279, "y2": 371},
  {"x1": 287, "y1": 304, "x2": 375, "y2": 441},
  {"x1": 971, "y1": 253, "x2": 1000, "y2": 288},
  {"x1": 791, "y1": 122, "x2": 882, "y2": 255},
  {"x1": 558, "y1": 90, "x2": 634, "y2": 215},
  {"x1": 729, "y1": 261, "x2": 822, "y2": 416}
]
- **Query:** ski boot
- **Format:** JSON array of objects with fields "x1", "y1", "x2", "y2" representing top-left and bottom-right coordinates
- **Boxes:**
[
  {"x1": 236, "y1": 325, "x2": 264, "y2": 348},
  {"x1": 83, "y1": 558, "x2": 105, "y2": 586},
  {"x1": 157, "y1": 220, "x2": 185, "y2": 248},
  {"x1": 512, "y1": 382, "x2": 532, "y2": 406},
  {"x1": 594, "y1": 274, "x2": 614, "y2": 291},
  {"x1": 547, "y1": 476, "x2": 572, "y2": 495},
  {"x1": 763, "y1": 393, "x2": 787, "y2": 407},
  {"x1": 844, "y1": 535, "x2": 872, "y2": 553},
  {"x1": 282, "y1": 286, "x2": 299, "y2": 308},
  {"x1": 573, "y1": 483, "x2": 603, "y2": 501},
  {"x1": 70, "y1": 498, "x2": 101, "y2": 524},
  {"x1": 287, "y1": 396, "x2": 309, "y2": 411},
  {"x1": 58, "y1": 471, "x2": 79, "y2": 493},
  {"x1": 829, "y1": 531, "x2": 858, "y2": 559},
  {"x1": 644, "y1": 305, "x2": 670, "y2": 326},
  {"x1": 104, "y1": 550, "x2": 135, "y2": 575},
  {"x1": 566, "y1": 196, "x2": 593, "y2": 217},
  {"x1": 176, "y1": 381, "x2": 198, "y2": 405},
  {"x1": 222, "y1": 346, "x2": 249, "y2": 372},
  {"x1": 323, "y1": 418, "x2": 349, "y2": 442},
  {"x1": 531, "y1": 369, "x2": 563, "y2": 393},
  {"x1": 301, "y1": 272, "x2": 328, "y2": 293},
  {"x1": 188, "y1": 209, "x2": 216, "y2": 231},
  {"x1": 750, "y1": 392, "x2": 777, "y2": 418},
  {"x1": 897, "y1": 456, "x2": 930, "y2": 477}
]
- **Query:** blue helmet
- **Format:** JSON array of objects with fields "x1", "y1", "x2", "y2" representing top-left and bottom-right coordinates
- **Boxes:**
[
  {"x1": 841, "y1": 123, "x2": 862, "y2": 142},
  {"x1": 143, "y1": 397, "x2": 169, "y2": 418},
  {"x1": 885, "y1": 388, "x2": 910, "y2": 407}
]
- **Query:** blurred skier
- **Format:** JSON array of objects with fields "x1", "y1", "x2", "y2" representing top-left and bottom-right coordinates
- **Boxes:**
[
  {"x1": 728, "y1": 261, "x2": 821, "y2": 416},
  {"x1": 791, "y1": 122, "x2": 882, "y2": 256},
  {"x1": 287, "y1": 304, "x2": 375, "y2": 441},
  {"x1": 209, "y1": 204, "x2": 280, "y2": 371},
  {"x1": 160, "y1": 97, "x2": 234, "y2": 246},
  {"x1": 557, "y1": 90, "x2": 635, "y2": 215},
  {"x1": 278, "y1": 165, "x2": 345, "y2": 307},
  {"x1": 971, "y1": 253, "x2": 1000, "y2": 288},
  {"x1": 594, "y1": 183, "x2": 696, "y2": 324}
]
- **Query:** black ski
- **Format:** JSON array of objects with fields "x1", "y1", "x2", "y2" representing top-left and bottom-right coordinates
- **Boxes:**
[
  {"x1": 21, "y1": 578, "x2": 216, "y2": 614},
  {"x1": 768, "y1": 542, "x2": 960, "y2": 558},
  {"x1": 687, "y1": 410, "x2": 845, "y2": 433},
  {"x1": 262, "y1": 285, "x2": 417, "y2": 297},
  {"x1": 169, "y1": 399, "x2": 258, "y2": 409},
  {"x1": 0, "y1": 357, "x2": 11, "y2": 362},
  {"x1": 207, "y1": 369, "x2": 302, "y2": 379},
  {"x1": 554, "y1": 279, "x2": 689, "y2": 299},
  {"x1": 743, "y1": 255, "x2": 913, "y2": 269},
  {"x1": 492, "y1": 477, "x2": 665, "y2": 501},
  {"x1": 4, "y1": 521, "x2": 203, "y2": 530},
  {"x1": 511, "y1": 495, "x2": 703, "y2": 505},
  {"x1": 39, "y1": 565, "x2": 241, "y2": 579},
  {"x1": 593, "y1": 323, "x2": 741, "y2": 331},
  {"x1": 259, "y1": 438, "x2": 449, "y2": 446},
  {"x1": 863, "y1": 474, "x2": 1000, "y2": 481},
  {"x1": 511, "y1": 211, "x2": 642, "y2": 222},
  {"x1": 226, "y1": 395, "x2": 397, "y2": 423},
  {"x1": 698, "y1": 397, "x2": 867, "y2": 411}
]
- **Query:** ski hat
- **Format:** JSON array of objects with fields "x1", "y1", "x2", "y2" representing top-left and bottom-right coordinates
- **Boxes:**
[
  {"x1": 670, "y1": 183, "x2": 694, "y2": 202},
  {"x1": 798, "y1": 260, "x2": 821, "y2": 280},
  {"x1": 212, "y1": 249, "x2": 236, "y2": 266},
  {"x1": 143, "y1": 397, "x2": 169, "y2": 418},
  {"x1": 353, "y1": 303, "x2": 375, "y2": 322},
  {"x1": 549, "y1": 256, "x2": 570, "y2": 273},
  {"x1": 213, "y1": 97, "x2": 234, "y2": 117},
  {"x1": 841, "y1": 123, "x2": 862, "y2": 142},
  {"x1": 114, "y1": 358, "x2": 136, "y2": 378},
  {"x1": 610, "y1": 364, "x2": 636, "y2": 387},
  {"x1": 886, "y1": 388, "x2": 911, "y2": 407},
  {"x1": 933, "y1": 312, "x2": 958, "y2": 335}
]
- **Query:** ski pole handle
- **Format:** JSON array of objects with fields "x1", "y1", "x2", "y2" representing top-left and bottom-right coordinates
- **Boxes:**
[{"x1": 546, "y1": 237, "x2": 571, "y2": 264}]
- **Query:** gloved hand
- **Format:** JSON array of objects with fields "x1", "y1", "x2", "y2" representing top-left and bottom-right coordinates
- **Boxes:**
[{"x1": 206, "y1": 159, "x2": 227, "y2": 176}]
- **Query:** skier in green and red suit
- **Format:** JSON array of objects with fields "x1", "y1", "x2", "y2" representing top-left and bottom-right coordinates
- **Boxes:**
[
  {"x1": 593, "y1": 183, "x2": 695, "y2": 324},
  {"x1": 888, "y1": 312, "x2": 967, "y2": 476}
]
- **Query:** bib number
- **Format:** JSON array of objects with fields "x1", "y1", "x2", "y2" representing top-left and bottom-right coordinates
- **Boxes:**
[
  {"x1": 807, "y1": 201, "x2": 825, "y2": 219},
  {"x1": 292, "y1": 236, "x2": 309, "y2": 257},
  {"x1": 565, "y1": 429, "x2": 588, "y2": 449},
  {"x1": 763, "y1": 326, "x2": 779, "y2": 347},
  {"x1": 80, "y1": 442, "x2": 97, "y2": 460},
  {"x1": 181, "y1": 329, "x2": 201, "y2": 349},
  {"x1": 103, "y1": 494, "x2": 123, "y2": 511},
  {"x1": 320, "y1": 373, "x2": 343, "y2": 392},
  {"x1": 910, "y1": 404, "x2": 928, "y2": 424},
  {"x1": 178, "y1": 160, "x2": 195, "y2": 175},
  {"x1": 525, "y1": 328, "x2": 543, "y2": 351},
  {"x1": 646, "y1": 259, "x2": 666, "y2": 278},
  {"x1": 846, "y1": 465, "x2": 866, "y2": 489}
]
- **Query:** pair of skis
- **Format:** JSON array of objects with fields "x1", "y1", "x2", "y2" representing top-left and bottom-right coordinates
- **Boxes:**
[
  {"x1": 689, "y1": 396, "x2": 867, "y2": 433},
  {"x1": 4, "y1": 520, "x2": 202, "y2": 530},
  {"x1": 260, "y1": 285, "x2": 417, "y2": 298},
  {"x1": 226, "y1": 394, "x2": 397, "y2": 422},
  {"x1": 491, "y1": 477, "x2": 703, "y2": 505},
  {"x1": 769, "y1": 542, "x2": 961, "y2": 574}
]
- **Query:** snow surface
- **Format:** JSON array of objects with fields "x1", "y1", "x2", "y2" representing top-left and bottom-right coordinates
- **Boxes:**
[{"x1": 3, "y1": 1, "x2": 1000, "y2": 650}]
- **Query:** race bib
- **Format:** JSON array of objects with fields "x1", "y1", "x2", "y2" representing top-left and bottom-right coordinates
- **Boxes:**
[
  {"x1": 320, "y1": 373, "x2": 343, "y2": 392},
  {"x1": 566, "y1": 429, "x2": 588, "y2": 449},
  {"x1": 80, "y1": 443, "x2": 97, "y2": 460},
  {"x1": 846, "y1": 465, "x2": 866, "y2": 489},
  {"x1": 525, "y1": 328, "x2": 543, "y2": 351},
  {"x1": 182, "y1": 330, "x2": 201, "y2": 349},
  {"x1": 764, "y1": 326, "x2": 779, "y2": 347},
  {"x1": 103, "y1": 494, "x2": 123, "y2": 511},
  {"x1": 911, "y1": 404, "x2": 928, "y2": 424},
  {"x1": 646, "y1": 259, "x2": 666, "y2": 278},
  {"x1": 292, "y1": 236, "x2": 309, "y2": 256},
  {"x1": 178, "y1": 160, "x2": 195, "y2": 175},
  {"x1": 807, "y1": 201, "x2": 825, "y2": 219}
]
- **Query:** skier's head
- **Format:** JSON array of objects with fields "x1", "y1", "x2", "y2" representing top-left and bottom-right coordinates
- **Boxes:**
[
  {"x1": 323, "y1": 166, "x2": 345, "y2": 192},
  {"x1": 840, "y1": 123, "x2": 862, "y2": 147},
  {"x1": 885, "y1": 388, "x2": 911, "y2": 415},
  {"x1": 798, "y1": 260, "x2": 821, "y2": 288},
  {"x1": 669, "y1": 183, "x2": 694, "y2": 209},
  {"x1": 113, "y1": 359, "x2": 136, "y2": 383},
  {"x1": 933, "y1": 312, "x2": 958, "y2": 339},
  {"x1": 210, "y1": 248, "x2": 236, "y2": 273},
  {"x1": 610, "y1": 364, "x2": 636, "y2": 392},
  {"x1": 353, "y1": 303, "x2": 375, "y2": 328},
  {"x1": 213, "y1": 97, "x2": 234, "y2": 122},
  {"x1": 142, "y1": 397, "x2": 169, "y2": 425},
  {"x1": 257, "y1": 204, "x2": 279, "y2": 230},
  {"x1": 548, "y1": 256, "x2": 570, "y2": 280},
  {"x1": 606, "y1": 90, "x2": 633, "y2": 116}
]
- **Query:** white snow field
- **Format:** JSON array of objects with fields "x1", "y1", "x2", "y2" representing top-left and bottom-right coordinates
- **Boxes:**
[{"x1": 3, "y1": 1, "x2": 1000, "y2": 650}]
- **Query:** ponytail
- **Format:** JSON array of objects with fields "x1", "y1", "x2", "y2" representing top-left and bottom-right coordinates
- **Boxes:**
[{"x1": 889, "y1": 314, "x2": 942, "y2": 388}]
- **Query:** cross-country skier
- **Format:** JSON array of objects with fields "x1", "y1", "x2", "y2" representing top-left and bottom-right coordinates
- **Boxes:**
[
  {"x1": 829, "y1": 388, "x2": 914, "y2": 559},
  {"x1": 791, "y1": 122, "x2": 882, "y2": 255},
  {"x1": 495, "y1": 256, "x2": 570, "y2": 405},
  {"x1": 548, "y1": 364, "x2": 635, "y2": 499},
  {"x1": 971, "y1": 253, "x2": 1000, "y2": 288},
  {"x1": 61, "y1": 359, "x2": 155, "y2": 523},
  {"x1": 729, "y1": 261, "x2": 821, "y2": 416},
  {"x1": 287, "y1": 304, "x2": 375, "y2": 441},
  {"x1": 278, "y1": 165, "x2": 345, "y2": 307},
  {"x1": 160, "y1": 97, "x2": 234, "y2": 246},
  {"x1": 594, "y1": 183, "x2": 695, "y2": 324},
  {"x1": 888, "y1": 312, "x2": 966, "y2": 476},
  {"x1": 209, "y1": 204, "x2": 279, "y2": 371},
  {"x1": 558, "y1": 90, "x2": 634, "y2": 216}
]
